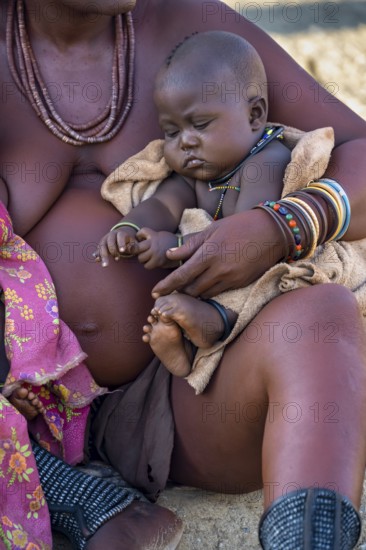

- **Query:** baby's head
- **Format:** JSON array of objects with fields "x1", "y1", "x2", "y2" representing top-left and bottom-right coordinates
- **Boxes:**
[{"x1": 154, "y1": 31, "x2": 268, "y2": 181}]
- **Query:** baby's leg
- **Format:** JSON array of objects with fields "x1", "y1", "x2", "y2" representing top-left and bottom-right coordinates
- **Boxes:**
[
  {"x1": 142, "y1": 294, "x2": 236, "y2": 377},
  {"x1": 9, "y1": 387, "x2": 45, "y2": 420}
]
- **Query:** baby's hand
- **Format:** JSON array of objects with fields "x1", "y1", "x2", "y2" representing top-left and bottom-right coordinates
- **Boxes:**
[
  {"x1": 95, "y1": 226, "x2": 138, "y2": 267},
  {"x1": 134, "y1": 228, "x2": 179, "y2": 269}
]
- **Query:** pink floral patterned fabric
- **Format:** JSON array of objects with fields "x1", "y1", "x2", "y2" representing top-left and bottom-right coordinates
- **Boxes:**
[{"x1": 0, "y1": 202, "x2": 106, "y2": 549}]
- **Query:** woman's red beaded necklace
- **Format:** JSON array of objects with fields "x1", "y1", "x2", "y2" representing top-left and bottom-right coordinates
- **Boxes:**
[{"x1": 6, "y1": 0, "x2": 135, "y2": 146}]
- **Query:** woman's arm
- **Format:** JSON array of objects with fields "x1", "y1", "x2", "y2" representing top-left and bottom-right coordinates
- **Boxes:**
[{"x1": 149, "y1": 0, "x2": 366, "y2": 297}]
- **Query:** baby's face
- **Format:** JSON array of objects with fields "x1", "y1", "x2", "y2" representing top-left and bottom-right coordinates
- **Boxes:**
[{"x1": 154, "y1": 74, "x2": 264, "y2": 181}]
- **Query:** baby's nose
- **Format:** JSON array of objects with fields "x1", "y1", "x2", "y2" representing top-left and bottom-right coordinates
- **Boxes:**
[{"x1": 180, "y1": 129, "x2": 199, "y2": 150}]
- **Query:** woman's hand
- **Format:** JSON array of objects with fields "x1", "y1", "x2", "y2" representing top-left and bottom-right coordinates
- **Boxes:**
[{"x1": 152, "y1": 209, "x2": 286, "y2": 298}]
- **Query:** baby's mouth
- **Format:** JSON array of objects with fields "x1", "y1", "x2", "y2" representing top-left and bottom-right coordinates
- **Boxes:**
[{"x1": 183, "y1": 156, "x2": 205, "y2": 169}]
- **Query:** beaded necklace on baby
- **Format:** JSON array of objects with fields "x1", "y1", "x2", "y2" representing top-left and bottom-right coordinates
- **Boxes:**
[{"x1": 209, "y1": 126, "x2": 284, "y2": 220}]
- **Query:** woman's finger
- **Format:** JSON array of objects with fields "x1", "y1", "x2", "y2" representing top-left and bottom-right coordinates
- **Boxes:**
[
  {"x1": 152, "y1": 250, "x2": 209, "y2": 297},
  {"x1": 198, "y1": 280, "x2": 233, "y2": 299},
  {"x1": 166, "y1": 231, "x2": 208, "y2": 262}
]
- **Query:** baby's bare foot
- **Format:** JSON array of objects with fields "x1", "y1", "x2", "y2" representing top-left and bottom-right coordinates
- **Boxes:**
[
  {"x1": 9, "y1": 387, "x2": 45, "y2": 420},
  {"x1": 150, "y1": 294, "x2": 226, "y2": 348},
  {"x1": 142, "y1": 293, "x2": 234, "y2": 377},
  {"x1": 143, "y1": 314, "x2": 192, "y2": 377}
]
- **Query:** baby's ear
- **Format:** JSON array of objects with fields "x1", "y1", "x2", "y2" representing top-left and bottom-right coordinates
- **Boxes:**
[{"x1": 248, "y1": 97, "x2": 267, "y2": 130}]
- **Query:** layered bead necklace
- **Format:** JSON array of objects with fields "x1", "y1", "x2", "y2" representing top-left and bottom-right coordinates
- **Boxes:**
[
  {"x1": 6, "y1": 0, "x2": 135, "y2": 146},
  {"x1": 208, "y1": 126, "x2": 284, "y2": 220}
]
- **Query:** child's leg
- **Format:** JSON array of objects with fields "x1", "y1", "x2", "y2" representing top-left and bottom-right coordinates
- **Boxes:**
[
  {"x1": 142, "y1": 293, "x2": 237, "y2": 376},
  {"x1": 9, "y1": 387, "x2": 45, "y2": 420}
]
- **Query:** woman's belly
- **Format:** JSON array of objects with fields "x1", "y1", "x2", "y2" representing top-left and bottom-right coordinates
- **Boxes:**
[{"x1": 25, "y1": 187, "x2": 166, "y2": 386}]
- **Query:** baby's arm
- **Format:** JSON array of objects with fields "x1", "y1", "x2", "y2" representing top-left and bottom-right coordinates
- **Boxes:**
[
  {"x1": 234, "y1": 139, "x2": 291, "y2": 212},
  {"x1": 96, "y1": 172, "x2": 196, "y2": 266}
]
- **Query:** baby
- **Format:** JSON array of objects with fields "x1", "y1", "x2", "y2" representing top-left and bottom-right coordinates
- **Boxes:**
[{"x1": 96, "y1": 31, "x2": 291, "y2": 378}]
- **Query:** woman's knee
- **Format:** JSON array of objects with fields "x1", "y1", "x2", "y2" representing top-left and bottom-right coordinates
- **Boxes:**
[
  {"x1": 207, "y1": 284, "x2": 365, "y2": 403},
  {"x1": 244, "y1": 284, "x2": 365, "y2": 376},
  {"x1": 258, "y1": 284, "x2": 361, "y2": 340},
  {"x1": 267, "y1": 284, "x2": 358, "y2": 319}
]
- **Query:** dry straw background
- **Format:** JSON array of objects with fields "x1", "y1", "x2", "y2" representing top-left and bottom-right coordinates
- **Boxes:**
[{"x1": 225, "y1": 0, "x2": 366, "y2": 119}]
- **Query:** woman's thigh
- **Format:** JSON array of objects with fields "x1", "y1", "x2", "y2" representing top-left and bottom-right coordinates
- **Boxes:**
[{"x1": 169, "y1": 284, "x2": 366, "y2": 501}]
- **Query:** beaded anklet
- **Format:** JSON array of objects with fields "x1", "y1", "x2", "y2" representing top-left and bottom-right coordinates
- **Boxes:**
[
  {"x1": 31, "y1": 442, "x2": 144, "y2": 550},
  {"x1": 259, "y1": 488, "x2": 361, "y2": 550}
]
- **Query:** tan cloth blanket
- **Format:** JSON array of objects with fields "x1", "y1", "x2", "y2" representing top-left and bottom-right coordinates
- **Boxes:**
[{"x1": 101, "y1": 126, "x2": 366, "y2": 394}]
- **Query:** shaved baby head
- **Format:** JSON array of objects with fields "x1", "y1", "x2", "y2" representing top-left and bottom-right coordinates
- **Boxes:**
[{"x1": 156, "y1": 31, "x2": 268, "y2": 103}]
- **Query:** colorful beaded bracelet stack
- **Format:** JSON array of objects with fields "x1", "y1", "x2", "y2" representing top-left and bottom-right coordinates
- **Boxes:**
[
  {"x1": 255, "y1": 201, "x2": 305, "y2": 261},
  {"x1": 281, "y1": 197, "x2": 319, "y2": 259},
  {"x1": 305, "y1": 178, "x2": 351, "y2": 241},
  {"x1": 254, "y1": 204, "x2": 293, "y2": 261},
  {"x1": 256, "y1": 192, "x2": 325, "y2": 261},
  {"x1": 307, "y1": 184, "x2": 343, "y2": 239},
  {"x1": 255, "y1": 178, "x2": 351, "y2": 264},
  {"x1": 287, "y1": 190, "x2": 329, "y2": 244}
]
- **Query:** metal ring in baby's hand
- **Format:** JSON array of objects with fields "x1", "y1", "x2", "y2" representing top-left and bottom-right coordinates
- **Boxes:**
[{"x1": 110, "y1": 221, "x2": 141, "y2": 233}]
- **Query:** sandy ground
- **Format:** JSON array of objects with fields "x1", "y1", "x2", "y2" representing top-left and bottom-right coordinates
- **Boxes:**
[{"x1": 54, "y1": 2, "x2": 366, "y2": 549}]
